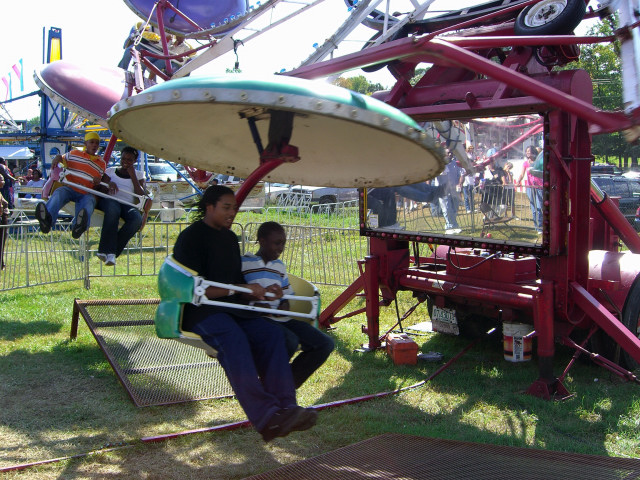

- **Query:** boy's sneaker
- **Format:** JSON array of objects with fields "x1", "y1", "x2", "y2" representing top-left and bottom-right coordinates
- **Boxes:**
[
  {"x1": 259, "y1": 406, "x2": 316, "y2": 443},
  {"x1": 96, "y1": 253, "x2": 107, "y2": 263},
  {"x1": 72, "y1": 209, "x2": 89, "y2": 239},
  {"x1": 105, "y1": 254, "x2": 116, "y2": 266},
  {"x1": 35, "y1": 203, "x2": 52, "y2": 234}
]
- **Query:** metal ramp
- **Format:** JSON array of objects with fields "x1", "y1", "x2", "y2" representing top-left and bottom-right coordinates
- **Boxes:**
[
  {"x1": 245, "y1": 433, "x2": 640, "y2": 480},
  {"x1": 71, "y1": 299, "x2": 233, "y2": 407}
]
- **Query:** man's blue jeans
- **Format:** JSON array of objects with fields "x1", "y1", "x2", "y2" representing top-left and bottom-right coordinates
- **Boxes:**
[
  {"x1": 189, "y1": 312, "x2": 297, "y2": 432},
  {"x1": 526, "y1": 186, "x2": 543, "y2": 230},
  {"x1": 45, "y1": 186, "x2": 96, "y2": 228},
  {"x1": 97, "y1": 198, "x2": 142, "y2": 257}
]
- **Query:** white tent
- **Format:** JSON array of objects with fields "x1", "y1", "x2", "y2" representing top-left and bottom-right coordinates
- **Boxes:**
[{"x1": 0, "y1": 146, "x2": 34, "y2": 161}]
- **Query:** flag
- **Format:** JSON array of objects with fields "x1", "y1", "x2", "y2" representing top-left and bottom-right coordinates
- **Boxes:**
[
  {"x1": 12, "y1": 59, "x2": 23, "y2": 91},
  {"x1": 1, "y1": 76, "x2": 8, "y2": 101}
]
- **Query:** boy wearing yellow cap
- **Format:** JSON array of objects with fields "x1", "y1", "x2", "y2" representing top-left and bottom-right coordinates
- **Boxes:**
[{"x1": 35, "y1": 132, "x2": 107, "y2": 239}]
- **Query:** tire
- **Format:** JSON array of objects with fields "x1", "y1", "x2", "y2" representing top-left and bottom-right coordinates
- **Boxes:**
[
  {"x1": 620, "y1": 273, "x2": 640, "y2": 370},
  {"x1": 514, "y1": 0, "x2": 585, "y2": 36}
]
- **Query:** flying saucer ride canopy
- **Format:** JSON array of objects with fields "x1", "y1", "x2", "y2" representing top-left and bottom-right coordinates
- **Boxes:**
[{"x1": 107, "y1": 75, "x2": 445, "y2": 188}]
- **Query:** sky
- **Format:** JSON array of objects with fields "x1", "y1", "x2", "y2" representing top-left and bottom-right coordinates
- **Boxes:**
[{"x1": 0, "y1": 0, "x2": 598, "y2": 122}]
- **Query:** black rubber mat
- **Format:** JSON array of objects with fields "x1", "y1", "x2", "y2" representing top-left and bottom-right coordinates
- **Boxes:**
[
  {"x1": 73, "y1": 299, "x2": 233, "y2": 407},
  {"x1": 245, "y1": 433, "x2": 640, "y2": 480}
]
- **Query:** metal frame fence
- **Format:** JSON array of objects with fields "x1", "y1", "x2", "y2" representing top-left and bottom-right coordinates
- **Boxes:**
[{"x1": 0, "y1": 216, "x2": 367, "y2": 292}]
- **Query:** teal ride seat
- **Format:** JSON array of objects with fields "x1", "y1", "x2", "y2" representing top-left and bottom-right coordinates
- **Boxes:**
[
  {"x1": 155, "y1": 255, "x2": 321, "y2": 357},
  {"x1": 156, "y1": 256, "x2": 219, "y2": 356}
]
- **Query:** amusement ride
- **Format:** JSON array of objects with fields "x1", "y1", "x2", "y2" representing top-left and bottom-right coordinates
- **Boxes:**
[{"x1": 19, "y1": 0, "x2": 640, "y2": 403}]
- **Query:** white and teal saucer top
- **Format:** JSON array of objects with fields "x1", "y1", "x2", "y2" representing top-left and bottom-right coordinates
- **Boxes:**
[{"x1": 108, "y1": 75, "x2": 445, "y2": 187}]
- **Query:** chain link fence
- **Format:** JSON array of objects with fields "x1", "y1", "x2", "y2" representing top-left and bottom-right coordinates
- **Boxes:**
[{"x1": 0, "y1": 211, "x2": 367, "y2": 292}]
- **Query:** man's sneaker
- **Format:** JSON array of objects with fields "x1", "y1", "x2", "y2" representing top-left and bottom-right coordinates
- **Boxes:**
[
  {"x1": 35, "y1": 203, "x2": 52, "y2": 234},
  {"x1": 105, "y1": 254, "x2": 116, "y2": 266},
  {"x1": 72, "y1": 209, "x2": 89, "y2": 239},
  {"x1": 290, "y1": 407, "x2": 317, "y2": 433},
  {"x1": 259, "y1": 407, "x2": 304, "y2": 443},
  {"x1": 96, "y1": 253, "x2": 107, "y2": 263}
]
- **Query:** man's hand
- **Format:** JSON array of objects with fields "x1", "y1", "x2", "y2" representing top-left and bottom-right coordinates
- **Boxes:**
[
  {"x1": 265, "y1": 283, "x2": 284, "y2": 300},
  {"x1": 245, "y1": 283, "x2": 268, "y2": 301}
]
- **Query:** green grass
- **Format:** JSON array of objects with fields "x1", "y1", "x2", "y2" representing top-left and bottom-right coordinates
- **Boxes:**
[{"x1": 0, "y1": 276, "x2": 639, "y2": 478}]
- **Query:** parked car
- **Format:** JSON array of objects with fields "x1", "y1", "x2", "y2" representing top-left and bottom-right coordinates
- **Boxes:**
[
  {"x1": 592, "y1": 175, "x2": 640, "y2": 230},
  {"x1": 146, "y1": 162, "x2": 188, "y2": 182},
  {"x1": 591, "y1": 164, "x2": 621, "y2": 175}
]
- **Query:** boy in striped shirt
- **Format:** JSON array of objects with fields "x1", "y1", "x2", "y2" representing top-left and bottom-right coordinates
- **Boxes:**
[
  {"x1": 35, "y1": 132, "x2": 107, "y2": 239},
  {"x1": 242, "y1": 222, "x2": 334, "y2": 388}
]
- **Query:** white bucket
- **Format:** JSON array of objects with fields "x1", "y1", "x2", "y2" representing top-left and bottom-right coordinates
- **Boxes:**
[{"x1": 503, "y1": 322, "x2": 533, "y2": 362}]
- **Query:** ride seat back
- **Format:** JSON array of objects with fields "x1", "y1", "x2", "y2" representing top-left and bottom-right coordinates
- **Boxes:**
[
  {"x1": 287, "y1": 274, "x2": 321, "y2": 327},
  {"x1": 156, "y1": 256, "x2": 196, "y2": 338}
]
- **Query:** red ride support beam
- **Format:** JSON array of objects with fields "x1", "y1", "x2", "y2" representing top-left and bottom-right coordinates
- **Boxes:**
[
  {"x1": 289, "y1": 38, "x2": 631, "y2": 135},
  {"x1": 154, "y1": 1, "x2": 174, "y2": 77},
  {"x1": 570, "y1": 281, "x2": 640, "y2": 365},
  {"x1": 102, "y1": 134, "x2": 118, "y2": 164},
  {"x1": 363, "y1": 255, "x2": 381, "y2": 350},
  {"x1": 235, "y1": 159, "x2": 284, "y2": 206},
  {"x1": 319, "y1": 274, "x2": 365, "y2": 328}
]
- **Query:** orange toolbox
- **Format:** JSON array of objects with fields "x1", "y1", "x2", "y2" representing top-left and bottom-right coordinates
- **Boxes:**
[{"x1": 386, "y1": 333, "x2": 419, "y2": 365}]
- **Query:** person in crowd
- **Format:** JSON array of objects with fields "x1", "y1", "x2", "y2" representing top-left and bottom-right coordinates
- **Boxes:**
[
  {"x1": 25, "y1": 169, "x2": 45, "y2": 199},
  {"x1": 241, "y1": 221, "x2": 334, "y2": 389},
  {"x1": 0, "y1": 174, "x2": 9, "y2": 270},
  {"x1": 434, "y1": 160, "x2": 463, "y2": 234},
  {"x1": 485, "y1": 142, "x2": 499, "y2": 161},
  {"x1": 96, "y1": 146, "x2": 146, "y2": 267},
  {"x1": 21, "y1": 169, "x2": 34, "y2": 185},
  {"x1": 482, "y1": 159, "x2": 506, "y2": 210},
  {"x1": 517, "y1": 146, "x2": 544, "y2": 234},
  {"x1": 35, "y1": 132, "x2": 107, "y2": 239},
  {"x1": 0, "y1": 157, "x2": 16, "y2": 210},
  {"x1": 502, "y1": 161, "x2": 515, "y2": 211},
  {"x1": 461, "y1": 144, "x2": 478, "y2": 213},
  {"x1": 173, "y1": 185, "x2": 317, "y2": 442}
]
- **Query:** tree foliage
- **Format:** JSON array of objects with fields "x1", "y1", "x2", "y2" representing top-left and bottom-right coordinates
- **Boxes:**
[
  {"x1": 334, "y1": 75, "x2": 385, "y2": 94},
  {"x1": 566, "y1": 17, "x2": 639, "y2": 165}
]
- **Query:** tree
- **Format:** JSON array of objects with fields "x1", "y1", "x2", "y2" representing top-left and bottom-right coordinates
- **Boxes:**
[
  {"x1": 333, "y1": 75, "x2": 386, "y2": 94},
  {"x1": 565, "y1": 17, "x2": 639, "y2": 167}
]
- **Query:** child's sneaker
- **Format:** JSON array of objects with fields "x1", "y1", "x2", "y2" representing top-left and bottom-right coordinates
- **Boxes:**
[{"x1": 105, "y1": 254, "x2": 116, "y2": 266}]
